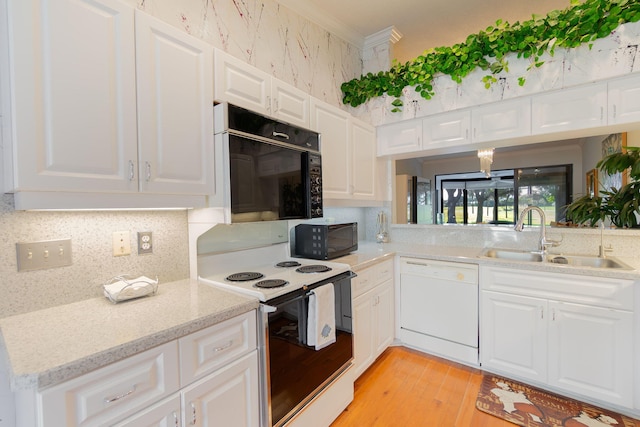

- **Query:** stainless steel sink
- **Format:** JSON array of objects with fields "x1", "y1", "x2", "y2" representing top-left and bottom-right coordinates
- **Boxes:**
[
  {"x1": 545, "y1": 254, "x2": 634, "y2": 270},
  {"x1": 480, "y1": 248, "x2": 634, "y2": 270},
  {"x1": 481, "y1": 248, "x2": 543, "y2": 262}
]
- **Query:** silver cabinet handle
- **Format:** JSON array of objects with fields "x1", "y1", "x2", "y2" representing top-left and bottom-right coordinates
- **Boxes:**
[
  {"x1": 406, "y1": 261, "x2": 429, "y2": 267},
  {"x1": 613, "y1": 104, "x2": 617, "y2": 119},
  {"x1": 104, "y1": 385, "x2": 136, "y2": 403},
  {"x1": 145, "y1": 161, "x2": 151, "y2": 182},
  {"x1": 173, "y1": 411, "x2": 179, "y2": 427},
  {"x1": 600, "y1": 106, "x2": 604, "y2": 121},
  {"x1": 272, "y1": 131, "x2": 290, "y2": 140},
  {"x1": 540, "y1": 306, "x2": 544, "y2": 320},
  {"x1": 128, "y1": 160, "x2": 135, "y2": 181},
  {"x1": 190, "y1": 402, "x2": 197, "y2": 425},
  {"x1": 214, "y1": 341, "x2": 233, "y2": 352}
]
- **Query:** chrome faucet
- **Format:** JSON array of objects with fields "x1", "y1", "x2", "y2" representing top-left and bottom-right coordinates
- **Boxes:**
[{"x1": 514, "y1": 206, "x2": 558, "y2": 254}]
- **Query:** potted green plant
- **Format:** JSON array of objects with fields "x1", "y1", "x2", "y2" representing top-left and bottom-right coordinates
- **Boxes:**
[{"x1": 565, "y1": 146, "x2": 640, "y2": 228}]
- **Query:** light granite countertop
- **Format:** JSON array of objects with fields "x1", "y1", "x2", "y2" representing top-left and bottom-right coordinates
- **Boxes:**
[
  {"x1": 3, "y1": 243, "x2": 638, "y2": 394},
  {"x1": 337, "y1": 242, "x2": 640, "y2": 280},
  {"x1": 0, "y1": 278, "x2": 259, "y2": 391}
]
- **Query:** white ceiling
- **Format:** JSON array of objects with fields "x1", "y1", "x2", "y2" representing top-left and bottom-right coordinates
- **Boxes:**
[{"x1": 276, "y1": 0, "x2": 572, "y2": 63}]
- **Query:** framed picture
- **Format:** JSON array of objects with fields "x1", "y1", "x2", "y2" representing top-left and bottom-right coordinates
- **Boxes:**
[
  {"x1": 600, "y1": 132, "x2": 627, "y2": 192},
  {"x1": 586, "y1": 169, "x2": 598, "y2": 197}
]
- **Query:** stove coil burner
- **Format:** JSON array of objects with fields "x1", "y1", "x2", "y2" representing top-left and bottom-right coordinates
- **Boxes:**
[
  {"x1": 254, "y1": 279, "x2": 288, "y2": 289},
  {"x1": 276, "y1": 261, "x2": 302, "y2": 268},
  {"x1": 296, "y1": 265, "x2": 332, "y2": 274},
  {"x1": 226, "y1": 272, "x2": 264, "y2": 282}
]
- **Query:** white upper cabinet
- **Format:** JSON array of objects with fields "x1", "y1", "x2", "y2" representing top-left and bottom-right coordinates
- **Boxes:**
[
  {"x1": 2, "y1": 0, "x2": 138, "y2": 193},
  {"x1": 214, "y1": 50, "x2": 310, "y2": 128},
  {"x1": 422, "y1": 110, "x2": 471, "y2": 149},
  {"x1": 214, "y1": 50, "x2": 270, "y2": 116},
  {"x1": 1, "y1": 0, "x2": 215, "y2": 209},
  {"x1": 311, "y1": 99, "x2": 350, "y2": 198},
  {"x1": 472, "y1": 97, "x2": 531, "y2": 143},
  {"x1": 350, "y1": 119, "x2": 376, "y2": 200},
  {"x1": 311, "y1": 99, "x2": 377, "y2": 202},
  {"x1": 271, "y1": 79, "x2": 310, "y2": 128},
  {"x1": 135, "y1": 11, "x2": 214, "y2": 196},
  {"x1": 377, "y1": 118, "x2": 422, "y2": 156},
  {"x1": 607, "y1": 73, "x2": 640, "y2": 125},
  {"x1": 531, "y1": 83, "x2": 607, "y2": 134}
]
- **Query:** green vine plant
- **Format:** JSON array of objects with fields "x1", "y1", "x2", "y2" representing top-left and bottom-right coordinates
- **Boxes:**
[{"x1": 341, "y1": 0, "x2": 640, "y2": 112}]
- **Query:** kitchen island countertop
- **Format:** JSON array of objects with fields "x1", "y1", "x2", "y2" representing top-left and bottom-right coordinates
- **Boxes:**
[{"x1": 0, "y1": 278, "x2": 259, "y2": 391}]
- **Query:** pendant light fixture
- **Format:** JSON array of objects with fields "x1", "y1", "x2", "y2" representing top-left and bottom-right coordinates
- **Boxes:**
[{"x1": 478, "y1": 148, "x2": 494, "y2": 177}]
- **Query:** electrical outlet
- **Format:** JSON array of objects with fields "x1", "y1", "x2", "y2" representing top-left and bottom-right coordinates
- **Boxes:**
[
  {"x1": 138, "y1": 231, "x2": 153, "y2": 255},
  {"x1": 16, "y1": 238, "x2": 72, "y2": 272},
  {"x1": 112, "y1": 231, "x2": 131, "y2": 257}
]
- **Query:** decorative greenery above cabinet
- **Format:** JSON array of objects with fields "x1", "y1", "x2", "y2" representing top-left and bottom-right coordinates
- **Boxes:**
[{"x1": 341, "y1": 0, "x2": 640, "y2": 111}]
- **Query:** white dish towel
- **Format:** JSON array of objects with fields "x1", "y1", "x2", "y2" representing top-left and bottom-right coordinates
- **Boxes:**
[{"x1": 307, "y1": 283, "x2": 336, "y2": 350}]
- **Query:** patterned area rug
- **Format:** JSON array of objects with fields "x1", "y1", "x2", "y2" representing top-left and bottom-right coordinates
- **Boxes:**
[{"x1": 476, "y1": 375, "x2": 638, "y2": 427}]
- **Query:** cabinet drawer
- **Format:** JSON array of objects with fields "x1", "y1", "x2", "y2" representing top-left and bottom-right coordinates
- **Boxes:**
[
  {"x1": 480, "y1": 266, "x2": 634, "y2": 310},
  {"x1": 373, "y1": 259, "x2": 393, "y2": 286},
  {"x1": 352, "y1": 259, "x2": 393, "y2": 298},
  {"x1": 178, "y1": 310, "x2": 257, "y2": 386},
  {"x1": 39, "y1": 341, "x2": 179, "y2": 426}
]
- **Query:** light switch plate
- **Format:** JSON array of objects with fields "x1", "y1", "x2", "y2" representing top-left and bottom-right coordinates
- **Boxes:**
[
  {"x1": 16, "y1": 239, "x2": 72, "y2": 272},
  {"x1": 113, "y1": 231, "x2": 131, "y2": 257}
]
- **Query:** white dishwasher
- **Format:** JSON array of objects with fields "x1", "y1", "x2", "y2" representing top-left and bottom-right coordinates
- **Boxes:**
[{"x1": 399, "y1": 257, "x2": 479, "y2": 365}]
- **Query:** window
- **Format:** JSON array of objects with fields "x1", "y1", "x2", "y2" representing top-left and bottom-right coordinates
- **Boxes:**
[{"x1": 436, "y1": 165, "x2": 572, "y2": 225}]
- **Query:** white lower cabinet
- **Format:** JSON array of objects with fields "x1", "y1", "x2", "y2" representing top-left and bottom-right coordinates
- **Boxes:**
[
  {"x1": 481, "y1": 267, "x2": 634, "y2": 409},
  {"x1": 352, "y1": 259, "x2": 394, "y2": 379},
  {"x1": 32, "y1": 311, "x2": 258, "y2": 427},
  {"x1": 114, "y1": 351, "x2": 259, "y2": 427},
  {"x1": 181, "y1": 351, "x2": 259, "y2": 427}
]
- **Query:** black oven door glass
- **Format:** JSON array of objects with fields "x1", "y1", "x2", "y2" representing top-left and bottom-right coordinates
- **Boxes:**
[
  {"x1": 229, "y1": 135, "x2": 306, "y2": 220},
  {"x1": 267, "y1": 277, "x2": 353, "y2": 426}
]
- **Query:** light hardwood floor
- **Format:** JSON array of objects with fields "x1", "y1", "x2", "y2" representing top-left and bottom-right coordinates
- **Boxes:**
[{"x1": 330, "y1": 346, "x2": 640, "y2": 427}]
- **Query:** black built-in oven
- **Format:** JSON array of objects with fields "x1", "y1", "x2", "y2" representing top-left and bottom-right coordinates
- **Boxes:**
[
  {"x1": 214, "y1": 103, "x2": 323, "y2": 222},
  {"x1": 258, "y1": 271, "x2": 354, "y2": 427}
]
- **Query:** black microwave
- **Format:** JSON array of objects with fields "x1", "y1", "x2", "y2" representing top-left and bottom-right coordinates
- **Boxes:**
[{"x1": 294, "y1": 223, "x2": 358, "y2": 260}]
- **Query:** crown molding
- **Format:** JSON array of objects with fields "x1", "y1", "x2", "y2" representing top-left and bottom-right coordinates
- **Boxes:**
[
  {"x1": 363, "y1": 26, "x2": 403, "y2": 51},
  {"x1": 274, "y1": 0, "x2": 365, "y2": 49}
]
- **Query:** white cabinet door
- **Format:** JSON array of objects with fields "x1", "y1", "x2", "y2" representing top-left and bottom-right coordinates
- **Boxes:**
[
  {"x1": 548, "y1": 301, "x2": 633, "y2": 408},
  {"x1": 531, "y1": 83, "x2": 607, "y2": 134},
  {"x1": 481, "y1": 291, "x2": 547, "y2": 383},
  {"x1": 181, "y1": 351, "x2": 260, "y2": 427},
  {"x1": 113, "y1": 394, "x2": 181, "y2": 427},
  {"x1": 472, "y1": 98, "x2": 531, "y2": 143},
  {"x1": 350, "y1": 119, "x2": 376, "y2": 200},
  {"x1": 214, "y1": 50, "x2": 270, "y2": 115},
  {"x1": 6, "y1": 0, "x2": 138, "y2": 192},
  {"x1": 311, "y1": 99, "x2": 351, "y2": 198},
  {"x1": 422, "y1": 110, "x2": 471, "y2": 150},
  {"x1": 374, "y1": 281, "x2": 394, "y2": 355},
  {"x1": 271, "y1": 79, "x2": 310, "y2": 128},
  {"x1": 135, "y1": 11, "x2": 214, "y2": 196},
  {"x1": 377, "y1": 118, "x2": 422, "y2": 156},
  {"x1": 608, "y1": 73, "x2": 640, "y2": 125},
  {"x1": 352, "y1": 291, "x2": 375, "y2": 379}
]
